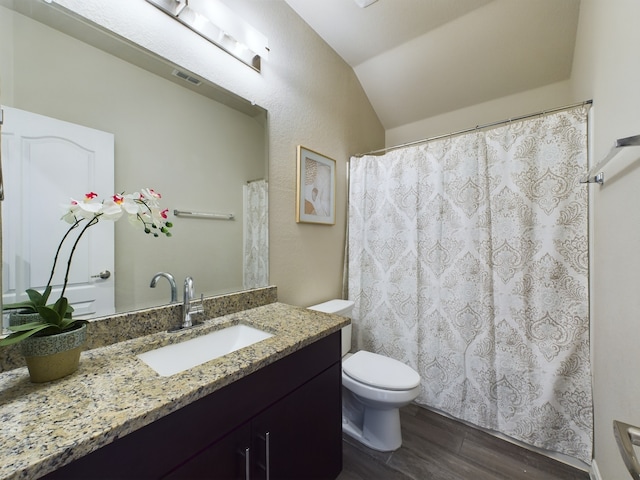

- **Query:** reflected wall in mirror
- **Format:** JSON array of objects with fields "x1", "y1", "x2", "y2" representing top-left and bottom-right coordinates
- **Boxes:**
[{"x1": 0, "y1": 1, "x2": 269, "y2": 319}]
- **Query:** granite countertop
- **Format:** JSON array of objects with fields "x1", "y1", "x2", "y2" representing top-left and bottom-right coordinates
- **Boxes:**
[{"x1": 0, "y1": 302, "x2": 349, "y2": 480}]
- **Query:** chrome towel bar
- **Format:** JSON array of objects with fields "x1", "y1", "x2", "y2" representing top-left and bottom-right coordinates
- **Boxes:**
[
  {"x1": 581, "y1": 134, "x2": 640, "y2": 185},
  {"x1": 173, "y1": 209, "x2": 235, "y2": 220},
  {"x1": 614, "y1": 420, "x2": 640, "y2": 479}
]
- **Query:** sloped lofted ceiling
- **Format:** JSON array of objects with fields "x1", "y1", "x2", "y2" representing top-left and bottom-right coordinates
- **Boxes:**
[{"x1": 284, "y1": 0, "x2": 581, "y2": 130}]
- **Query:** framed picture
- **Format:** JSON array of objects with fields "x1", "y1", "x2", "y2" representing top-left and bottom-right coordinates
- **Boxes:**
[{"x1": 296, "y1": 145, "x2": 336, "y2": 225}]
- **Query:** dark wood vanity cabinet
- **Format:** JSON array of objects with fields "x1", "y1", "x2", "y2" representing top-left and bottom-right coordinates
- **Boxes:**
[
  {"x1": 43, "y1": 332, "x2": 342, "y2": 480},
  {"x1": 166, "y1": 363, "x2": 341, "y2": 480}
]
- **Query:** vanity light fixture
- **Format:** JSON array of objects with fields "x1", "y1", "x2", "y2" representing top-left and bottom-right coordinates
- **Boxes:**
[{"x1": 146, "y1": 0, "x2": 269, "y2": 72}]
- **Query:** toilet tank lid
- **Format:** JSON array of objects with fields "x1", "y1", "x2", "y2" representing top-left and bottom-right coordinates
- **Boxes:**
[
  {"x1": 307, "y1": 299, "x2": 355, "y2": 316},
  {"x1": 343, "y1": 351, "x2": 420, "y2": 390}
]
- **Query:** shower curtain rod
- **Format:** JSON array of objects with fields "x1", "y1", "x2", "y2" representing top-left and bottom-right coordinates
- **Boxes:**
[{"x1": 354, "y1": 100, "x2": 593, "y2": 158}]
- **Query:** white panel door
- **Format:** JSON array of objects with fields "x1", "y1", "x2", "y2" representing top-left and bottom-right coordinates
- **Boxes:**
[{"x1": 2, "y1": 106, "x2": 115, "y2": 318}]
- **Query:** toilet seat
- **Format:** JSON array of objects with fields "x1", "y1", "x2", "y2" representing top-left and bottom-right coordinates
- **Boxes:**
[{"x1": 342, "y1": 351, "x2": 420, "y2": 391}]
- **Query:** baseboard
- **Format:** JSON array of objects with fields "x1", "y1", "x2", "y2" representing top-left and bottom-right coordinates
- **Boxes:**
[{"x1": 590, "y1": 459, "x2": 602, "y2": 480}]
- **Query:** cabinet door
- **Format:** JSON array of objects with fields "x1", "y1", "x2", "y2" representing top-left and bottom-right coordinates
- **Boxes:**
[
  {"x1": 163, "y1": 423, "x2": 252, "y2": 480},
  {"x1": 251, "y1": 363, "x2": 342, "y2": 480},
  {"x1": 42, "y1": 333, "x2": 342, "y2": 480}
]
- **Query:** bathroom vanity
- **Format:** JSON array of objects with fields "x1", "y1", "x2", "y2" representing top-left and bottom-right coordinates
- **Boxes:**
[{"x1": 0, "y1": 302, "x2": 348, "y2": 479}]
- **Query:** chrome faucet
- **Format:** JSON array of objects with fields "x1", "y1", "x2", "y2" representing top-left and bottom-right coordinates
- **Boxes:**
[
  {"x1": 182, "y1": 276, "x2": 204, "y2": 328},
  {"x1": 149, "y1": 272, "x2": 177, "y2": 303}
]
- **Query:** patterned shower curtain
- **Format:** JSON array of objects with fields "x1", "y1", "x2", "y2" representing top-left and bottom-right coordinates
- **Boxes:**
[
  {"x1": 347, "y1": 106, "x2": 592, "y2": 463},
  {"x1": 243, "y1": 179, "x2": 269, "y2": 289}
]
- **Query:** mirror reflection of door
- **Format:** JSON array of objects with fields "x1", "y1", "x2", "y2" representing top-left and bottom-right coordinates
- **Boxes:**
[{"x1": 1, "y1": 106, "x2": 115, "y2": 320}]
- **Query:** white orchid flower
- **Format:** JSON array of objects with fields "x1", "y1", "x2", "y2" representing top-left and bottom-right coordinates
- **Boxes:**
[
  {"x1": 61, "y1": 192, "x2": 103, "y2": 223},
  {"x1": 62, "y1": 188, "x2": 172, "y2": 239},
  {"x1": 121, "y1": 193, "x2": 142, "y2": 215},
  {"x1": 147, "y1": 207, "x2": 170, "y2": 229},
  {"x1": 101, "y1": 195, "x2": 125, "y2": 221},
  {"x1": 31, "y1": 188, "x2": 172, "y2": 329},
  {"x1": 140, "y1": 188, "x2": 162, "y2": 204}
]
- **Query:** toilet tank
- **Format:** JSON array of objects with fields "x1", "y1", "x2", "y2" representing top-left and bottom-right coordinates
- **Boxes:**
[{"x1": 308, "y1": 299, "x2": 354, "y2": 357}]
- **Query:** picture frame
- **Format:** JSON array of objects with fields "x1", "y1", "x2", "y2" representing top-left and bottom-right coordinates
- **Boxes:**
[{"x1": 296, "y1": 145, "x2": 336, "y2": 225}]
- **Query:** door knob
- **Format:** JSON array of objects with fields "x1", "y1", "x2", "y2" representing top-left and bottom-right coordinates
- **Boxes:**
[{"x1": 91, "y1": 270, "x2": 111, "y2": 280}]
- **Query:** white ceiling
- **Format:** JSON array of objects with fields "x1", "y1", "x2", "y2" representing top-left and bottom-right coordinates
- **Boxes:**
[{"x1": 284, "y1": 0, "x2": 581, "y2": 130}]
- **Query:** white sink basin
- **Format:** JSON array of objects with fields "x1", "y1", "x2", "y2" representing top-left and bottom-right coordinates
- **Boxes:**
[{"x1": 137, "y1": 324, "x2": 273, "y2": 376}]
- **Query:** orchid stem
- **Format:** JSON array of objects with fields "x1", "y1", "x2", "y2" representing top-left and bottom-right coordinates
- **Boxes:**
[
  {"x1": 46, "y1": 217, "x2": 84, "y2": 291},
  {"x1": 60, "y1": 215, "x2": 101, "y2": 299}
]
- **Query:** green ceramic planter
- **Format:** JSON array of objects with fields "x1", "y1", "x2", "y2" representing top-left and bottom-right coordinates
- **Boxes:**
[{"x1": 20, "y1": 323, "x2": 87, "y2": 383}]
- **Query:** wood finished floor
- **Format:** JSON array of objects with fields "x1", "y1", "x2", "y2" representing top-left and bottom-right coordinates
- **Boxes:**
[{"x1": 337, "y1": 404, "x2": 590, "y2": 480}]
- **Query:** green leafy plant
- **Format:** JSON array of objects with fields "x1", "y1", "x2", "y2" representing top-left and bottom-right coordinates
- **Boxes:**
[
  {"x1": 1, "y1": 188, "x2": 172, "y2": 347},
  {"x1": 1, "y1": 287, "x2": 77, "y2": 345}
]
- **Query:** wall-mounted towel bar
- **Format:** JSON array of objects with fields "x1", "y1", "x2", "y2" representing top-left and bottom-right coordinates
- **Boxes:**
[
  {"x1": 614, "y1": 420, "x2": 640, "y2": 479},
  {"x1": 581, "y1": 134, "x2": 640, "y2": 185},
  {"x1": 173, "y1": 209, "x2": 235, "y2": 220}
]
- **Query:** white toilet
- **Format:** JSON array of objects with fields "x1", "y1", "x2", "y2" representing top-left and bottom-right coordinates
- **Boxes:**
[{"x1": 308, "y1": 299, "x2": 421, "y2": 452}]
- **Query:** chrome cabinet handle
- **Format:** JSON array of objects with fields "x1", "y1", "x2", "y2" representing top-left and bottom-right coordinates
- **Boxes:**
[
  {"x1": 244, "y1": 447, "x2": 250, "y2": 480},
  {"x1": 614, "y1": 420, "x2": 640, "y2": 479},
  {"x1": 257, "y1": 432, "x2": 270, "y2": 480},
  {"x1": 265, "y1": 431, "x2": 270, "y2": 480}
]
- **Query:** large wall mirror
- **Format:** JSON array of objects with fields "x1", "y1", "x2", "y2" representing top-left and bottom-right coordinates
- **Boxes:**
[{"x1": 0, "y1": 0, "x2": 269, "y2": 321}]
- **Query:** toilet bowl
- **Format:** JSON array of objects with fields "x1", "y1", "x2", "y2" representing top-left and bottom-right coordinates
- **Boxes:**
[{"x1": 308, "y1": 299, "x2": 421, "y2": 452}]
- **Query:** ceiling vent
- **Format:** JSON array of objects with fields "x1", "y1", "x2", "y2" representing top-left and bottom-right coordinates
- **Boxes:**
[{"x1": 172, "y1": 69, "x2": 202, "y2": 86}]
